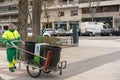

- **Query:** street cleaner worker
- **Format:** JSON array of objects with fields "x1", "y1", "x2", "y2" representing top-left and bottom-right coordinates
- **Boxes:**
[{"x1": 1, "y1": 23, "x2": 21, "y2": 72}]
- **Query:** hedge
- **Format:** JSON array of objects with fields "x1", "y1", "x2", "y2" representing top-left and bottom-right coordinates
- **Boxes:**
[{"x1": 0, "y1": 36, "x2": 61, "y2": 47}]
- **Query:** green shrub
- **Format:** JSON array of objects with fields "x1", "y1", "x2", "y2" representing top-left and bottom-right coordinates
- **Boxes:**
[
  {"x1": 27, "y1": 36, "x2": 62, "y2": 46},
  {"x1": 0, "y1": 35, "x2": 68, "y2": 47},
  {"x1": 42, "y1": 36, "x2": 61, "y2": 46}
]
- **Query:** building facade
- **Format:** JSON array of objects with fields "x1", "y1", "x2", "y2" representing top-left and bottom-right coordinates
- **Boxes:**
[
  {"x1": 42, "y1": 0, "x2": 120, "y2": 30},
  {"x1": 80, "y1": 0, "x2": 120, "y2": 28},
  {"x1": 0, "y1": 0, "x2": 18, "y2": 25},
  {"x1": 41, "y1": 4, "x2": 81, "y2": 30}
]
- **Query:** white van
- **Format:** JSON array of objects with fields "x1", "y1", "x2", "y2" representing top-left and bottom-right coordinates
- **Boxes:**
[
  {"x1": 0, "y1": 24, "x2": 9, "y2": 35},
  {"x1": 80, "y1": 22, "x2": 107, "y2": 36}
]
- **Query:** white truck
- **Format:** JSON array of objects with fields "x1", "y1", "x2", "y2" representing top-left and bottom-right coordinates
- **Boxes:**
[{"x1": 80, "y1": 22, "x2": 110, "y2": 36}]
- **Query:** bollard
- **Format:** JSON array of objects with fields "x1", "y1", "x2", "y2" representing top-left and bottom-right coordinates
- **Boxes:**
[{"x1": 72, "y1": 23, "x2": 79, "y2": 46}]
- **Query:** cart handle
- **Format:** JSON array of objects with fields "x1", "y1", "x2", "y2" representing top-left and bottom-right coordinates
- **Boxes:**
[{"x1": 10, "y1": 40, "x2": 25, "y2": 45}]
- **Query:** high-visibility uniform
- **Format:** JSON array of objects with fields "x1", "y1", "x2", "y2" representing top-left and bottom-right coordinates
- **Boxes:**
[{"x1": 1, "y1": 29, "x2": 21, "y2": 70}]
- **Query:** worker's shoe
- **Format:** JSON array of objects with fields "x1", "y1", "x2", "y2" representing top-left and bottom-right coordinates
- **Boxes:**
[{"x1": 9, "y1": 67, "x2": 14, "y2": 72}]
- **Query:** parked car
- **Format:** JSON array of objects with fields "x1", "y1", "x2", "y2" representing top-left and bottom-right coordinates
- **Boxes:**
[
  {"x1": 0, "y1": 30, "x2": 4, "y2": 35},
  {"x1": 42, "y1": 28, "x2": 56, "y2": 37},
  {"x1": 100, "y1": 25, "x2": 112, "y2": 36},
  {"x1": 55, "y1": 28, "x2": 66, "y2": 36},
  {"x1": 68, "y1": 28, "x2": 81, "y2": 36},
  {"x1": 111, "y1": 28, "x2": 120, "y2": 36},
  {"x1": 27, "y1": 28, "x2": 33, "y2": 36}
]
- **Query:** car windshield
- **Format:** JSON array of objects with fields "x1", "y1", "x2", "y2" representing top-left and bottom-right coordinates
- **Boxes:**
[
  {"x1": 46, "y1": 29, "x2": 54, "y2": 31},
  {"x1": 43, "y1": 28, "x2": 55, "y2": 34},
  {"x1": 103, "y1": 25, "x2": 108, "y2": 29},
  {"x1": 28, "y1": 28, "x2": 32, "y2": 33},
  {"x1": 56, "y1": 28, "x2": 65, "y2": 32},
  {"x1": 44, "y1": 28, "x2": 54, "y2": 31}
]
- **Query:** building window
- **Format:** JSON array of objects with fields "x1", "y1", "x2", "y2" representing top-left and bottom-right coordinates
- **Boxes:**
[
  {"x1": 3, "y1": 26, "x2": 8, "y2": 30},
  {"x1": 58, "y1": 11, "x2": 64, "y2": 17},
  {"x1": 0, "y1": 0, "x2": 5, "y2": 3},
  {"x1": 102, "y1": 6, "x2": 109, "y2": 12},
  {"x1": 82, "y1": 8, "x2": 89, "y2": 13},
  {"x1": 71, "y1": 10, "x2": 78, "y2": 16}
]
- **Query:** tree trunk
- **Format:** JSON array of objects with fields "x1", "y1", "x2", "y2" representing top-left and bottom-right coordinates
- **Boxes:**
[
  {"x1": 32, "y1": 0, "x2": 42, "y2": 42},
  {"x1": 18, "y1": 0, "x2": 28, "y2": 60},
  {"x1": 18, "y1": 0, "x2": 28, "y2": 41}
]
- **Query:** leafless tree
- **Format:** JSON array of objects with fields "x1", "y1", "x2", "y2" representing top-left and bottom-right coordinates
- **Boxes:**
[
  {"x1": 88, "y1": 0, "x2": 100, "y2": 22},
  {"x1": 43, "y1": 0, "x2": 50, "y2": 28},
  {"x1": 32, "y1": 0, "x2": 42, "y2": 42},
  {"x1": 18, "y1": 0, "x2": 28, "y2": 41},
  {"x1": 18, "y1": 0, "x2": 42, "y2": 42},
  {"x1": 18, "y1": 0, "x2": 28, "y2": 60}
]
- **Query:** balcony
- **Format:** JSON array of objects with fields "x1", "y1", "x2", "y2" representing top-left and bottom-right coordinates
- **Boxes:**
[
  {"x1": 0, "y1": 10, "x2": 18, "y2": 15},
  {"x1": 0, "y1": 0, "x2": 18, "y2": 6},
  {"x1": 79, "y1": 0, "x2": 120, "y2": 8},
  {"x1": 45, "y1": 4, "x2": 78, "y2": 10},
  {"x1": 82, "y1": 12, "x2": 119, "y2": 18},
  {"x1": 0, "y1": 18, "x2": 18, "y2": 23}
]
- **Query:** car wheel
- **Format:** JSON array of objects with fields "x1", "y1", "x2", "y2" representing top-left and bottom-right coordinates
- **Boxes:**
[
  {"x1": 89, "y1": 32, "x2": 93, "y2": 36},
  {"x1": 57, "y1": 33, "x2": 60, "y2": 36},
  {"x1": 109, "y1": 33, "x2": 112, "y2": 36}
]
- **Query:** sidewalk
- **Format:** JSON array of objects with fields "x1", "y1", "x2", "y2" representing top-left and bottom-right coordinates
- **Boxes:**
[
  {"x1": 0, "y1": 39, "x2": 120, "y2": 80},
  {"x1": 0, "y1": 47, "x2": 5, "y2": 50}
]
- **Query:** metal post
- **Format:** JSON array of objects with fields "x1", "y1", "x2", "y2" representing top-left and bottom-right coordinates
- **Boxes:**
[{"x1": 72, "y1": 23, "x2": 79, "y2": 46}]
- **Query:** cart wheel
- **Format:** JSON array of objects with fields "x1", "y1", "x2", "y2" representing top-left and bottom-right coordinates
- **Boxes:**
[
  {"x1": 43, "y1": 70, "x2": 51, "y2": 73},
  {"x1": 26, "y1": 60, "x2": 41, "y2": 78}
]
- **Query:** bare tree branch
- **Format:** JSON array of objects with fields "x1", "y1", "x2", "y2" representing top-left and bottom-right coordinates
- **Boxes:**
[{"x1": 89, "y1": 0, "x2": 100, "y2": 22}]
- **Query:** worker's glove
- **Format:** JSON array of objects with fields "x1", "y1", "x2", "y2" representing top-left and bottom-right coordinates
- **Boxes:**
[
  {"x1": 6, "y1": 42, "x2": 10, "y2": 46},
  {"x1": 7, "y1": 40, "x2": 12, "y2": 45}
]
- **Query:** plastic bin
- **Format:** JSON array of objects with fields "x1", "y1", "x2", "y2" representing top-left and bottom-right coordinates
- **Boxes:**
[
  {"x1": 39, "y1": 45, "x2": 48, "y2": 66},
  {"x1": 25, "y1": 42, "x2": 35, "y2": 61},
  {"x1": 40, "y1": 45, "x2": 61, "y2": 69}
]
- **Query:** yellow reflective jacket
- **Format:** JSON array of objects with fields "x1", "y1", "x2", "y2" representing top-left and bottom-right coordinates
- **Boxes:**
[
  {"x1": 2, "y1": 30, "x2": 20, "y2": 40},
  {"x1": 1, "y1": 29, "x2": 21, "y2": 45}
]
